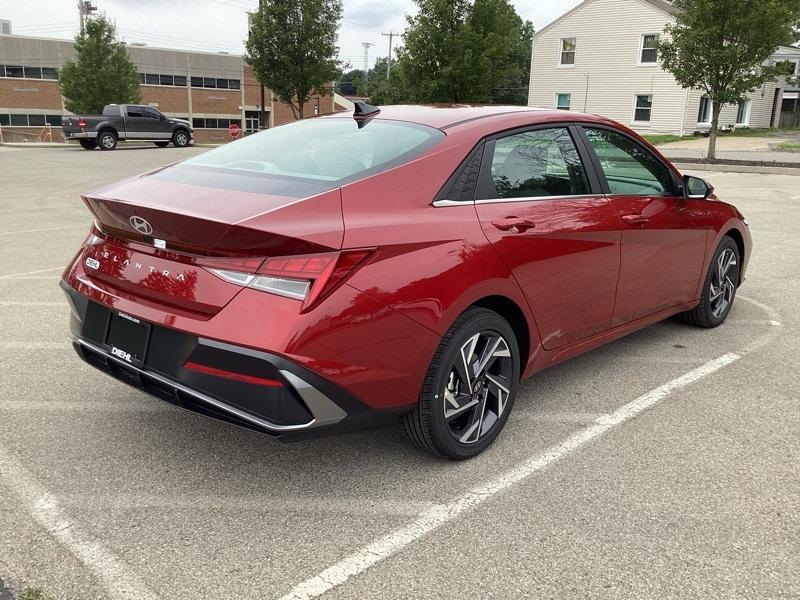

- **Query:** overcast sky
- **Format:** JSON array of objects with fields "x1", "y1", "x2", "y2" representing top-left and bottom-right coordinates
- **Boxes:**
[{"x1": 3, "y1": 0, "x2": 582, "y2": 70}]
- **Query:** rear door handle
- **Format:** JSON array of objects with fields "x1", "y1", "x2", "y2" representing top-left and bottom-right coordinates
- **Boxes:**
[
  {"x1": 491, "y1": 217, "x2": 536, "y2": 233},
  {"x1": 622, "y1": 214, "x2": 649, "y2": 225}
]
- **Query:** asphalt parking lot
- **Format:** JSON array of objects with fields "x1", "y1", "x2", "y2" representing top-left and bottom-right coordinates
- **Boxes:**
[{"x1": 1, "y1": 143, "x2": 798, "y2": 600}]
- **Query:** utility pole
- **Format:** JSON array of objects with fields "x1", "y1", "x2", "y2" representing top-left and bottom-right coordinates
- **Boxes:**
[
  {"x1": 361, "y1": 42, "x2": 374, "y2": 97},
  {"x1": 258, "y1": 1, "x2": 266, "y2": 127},
  {"x1": 77, "y1": 0, "x2": 97, "y2": 35},
  {"x1": 381, "y1": 31, "x2": 396, "y2": 80}
]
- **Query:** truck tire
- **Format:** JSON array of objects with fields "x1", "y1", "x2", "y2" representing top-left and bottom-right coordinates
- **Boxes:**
[
  {"x1": 172, "y1": 129, "x2": 190, "y2": 148},
  {"x1": 98, "y1": 130, "x2": 117, "y2": 151},
  {"x1": 154, "y1": 142, "x2": 169, "y2": 148},
  {"x1": 79, "y1": 139, "x2": 97, "y2": 150}
]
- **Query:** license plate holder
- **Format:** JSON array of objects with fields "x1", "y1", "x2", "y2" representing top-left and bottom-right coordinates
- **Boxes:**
[{"x1": 105, "y1": 312, "x2": 151, "y2": 364}]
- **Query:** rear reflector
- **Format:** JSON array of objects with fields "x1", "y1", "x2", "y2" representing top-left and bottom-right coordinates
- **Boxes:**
[
  {"x1": 184, "y1": 361, "x2": 284, "y2": 387},
  {"x1": 207, "y1": 249, "x2": 373, "y2": 310}
]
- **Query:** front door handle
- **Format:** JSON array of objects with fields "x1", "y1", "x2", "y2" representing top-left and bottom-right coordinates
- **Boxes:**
[
  {"x1": 622, "y1": 214, "x2": 649, "y2": 225},
  {"x1": 491, "y1": 217, "x2": 536, "y2": 233}
]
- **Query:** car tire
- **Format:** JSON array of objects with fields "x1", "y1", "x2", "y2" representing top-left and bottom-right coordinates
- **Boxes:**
[
  {"x1": 154, "y1": 141, "x2": 169, "y2": 148},
  {"x1": 172, "y1": 129, "x2": 190, "y2": 148},
  {"x1": 678, "y1": 236, "x2": 740, "y2": 328},
  {"x1": 98, "y1": 130, "x2": 117, "y2": 151},
  {"x1": 79, "y1": 139, "x2": 97, "y2": 150},
  {"x1": 402, "y1": 307, "x2": 520, "y2": 459}
]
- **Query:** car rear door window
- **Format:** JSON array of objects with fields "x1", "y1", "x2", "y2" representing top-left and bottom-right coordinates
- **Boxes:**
[
  {"x1": 480, "y1": 127, "x2": 589, "y2": 200},
  {"x1": 583, "y1": 127, "x2": 673, "y2": 195}
]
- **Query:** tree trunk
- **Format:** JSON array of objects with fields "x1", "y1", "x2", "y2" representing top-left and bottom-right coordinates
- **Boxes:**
[
  {"x1": 707, "y1": 102, "x2": 723, "y2": 163},
  {"x1": 298, "y1": 102, "x2": 304, "y2": 119}
]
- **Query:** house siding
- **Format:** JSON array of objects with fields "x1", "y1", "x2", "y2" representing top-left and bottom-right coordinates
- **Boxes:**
[{"x1": 529, "y1": 0, "x2": 782, "y2": 135}]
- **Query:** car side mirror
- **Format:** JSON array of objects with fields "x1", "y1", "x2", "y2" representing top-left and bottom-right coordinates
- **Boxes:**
[{"x1": 683, "y1": 175, "x2": 713, "y2": 200}]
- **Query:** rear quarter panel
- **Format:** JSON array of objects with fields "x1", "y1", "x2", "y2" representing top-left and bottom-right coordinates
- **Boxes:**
[{"x1": 340, "y1": 138, "x2": 543, "y2": 378}]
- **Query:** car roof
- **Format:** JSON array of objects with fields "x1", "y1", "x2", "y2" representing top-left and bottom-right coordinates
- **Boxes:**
[{"x1": 323, "y1": 104, "x2": 615, "y2": 130}]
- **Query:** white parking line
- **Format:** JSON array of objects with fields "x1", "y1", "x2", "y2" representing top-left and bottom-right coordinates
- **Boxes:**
[
  {"x1": 277, "y1": 352, "x2": 741, "y2": 600},
  {"x1": 63, "y1": 493, "x2": 443, "y2": 518},
  {"x1": 0, "y1": 445, "x2": 159, "y2": 600},
  {"x1": 278, "y1": 297, "x2": 783, "y2": 600},
  {"x1": 0, "y1": 342, "x2": 72, "y2": 350},
  {"x1": 0, "y1": 266, "x2": 63, "y2": 279},
  {"x1": 0, "y1": 224, "x2": 85, "y2": 236},
  {"x1": 0, "y1": 301, "x2": 65, "y2": 306}
]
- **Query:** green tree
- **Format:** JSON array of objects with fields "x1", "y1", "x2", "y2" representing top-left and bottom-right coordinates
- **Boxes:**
[
  {"x1": 58, "y1": 15, "x2": 140, "y2": 114},
  {"x1": 246, "y1": 0, "x2": 342, "y2": 119},
  {"x1": 658, "y1": 0, "x2": 800, "y2": 161},
  {"x1": 396, "y1": 0, "x2": 533, "y2": 104}
]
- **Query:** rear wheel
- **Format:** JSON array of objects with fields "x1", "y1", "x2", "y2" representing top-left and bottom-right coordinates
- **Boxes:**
[
  {"x1": 679, "y1": 236, "x2": 740, "y2": 328},
  {"x1": 154, "y1": 141, "x2": 169, "y2": 148},
  {"x1": 98, "y1": 130, "x2": 117, "y2": 151},
  {"x1": 79, "y1": 139, "x2": 97, "y2": 150},
  {"x1": 172, "y1": 129, "x2": 190, "y2": 147},
  {"x1": 402, "y1": 308, "x2": 519, "y2": 459}
]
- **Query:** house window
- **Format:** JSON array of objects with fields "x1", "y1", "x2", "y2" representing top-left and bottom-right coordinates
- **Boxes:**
[
  {"x1": 698, "y1": 96, "x2": 712, "y2": 124},
  {"x1": 560, "y1": 38, "x2": 576, "y2": 65},
  {"x1": 633, "y1": 95, "x2": 653, "y2": 123},
  {"x1": 555, "y1": 93, "x2": 571, "y2": 110},
  {"x1": 736, "y1": 100, "x2": 751, "y2": 125},
  {"x1": 640, "y1": 34, "x2": 659, "y2": 63}
]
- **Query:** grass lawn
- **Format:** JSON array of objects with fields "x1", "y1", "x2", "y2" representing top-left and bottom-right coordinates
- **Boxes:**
[
  {"x1": 719, "y1": 127, "x2": 800, "y2": 137},
  {"x1": 642, "y1": 134, "x2": 685, "y2": 145},
  {"x1": 778, "y1": 141, "x2": 800, "y2": 151}
]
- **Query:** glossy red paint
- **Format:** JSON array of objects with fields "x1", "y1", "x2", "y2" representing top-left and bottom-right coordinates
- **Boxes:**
[{"x1": 62, "y1": 105, "x2": 751, "y2": 434}]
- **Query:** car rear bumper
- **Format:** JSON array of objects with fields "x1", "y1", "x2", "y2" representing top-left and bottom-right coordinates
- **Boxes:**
[
  {"x1": 62, "y1": 282, "x2": 398, "y2": 439},
  {"x1": 64, "y1": 131, "x2": 96, "y2": 139}
]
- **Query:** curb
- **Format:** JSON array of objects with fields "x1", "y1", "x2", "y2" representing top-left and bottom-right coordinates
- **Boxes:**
[{"x1": 673, "y1": 162, "x2": 800, "y2": 175}]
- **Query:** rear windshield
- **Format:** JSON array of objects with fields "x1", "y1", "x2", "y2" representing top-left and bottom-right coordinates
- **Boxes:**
[
  {"x1": 179, "y1": 117, "x2": 444, "y2": 184},
  {"x1": 102, "y1": 105, "x2": 121, "y2": 116}
]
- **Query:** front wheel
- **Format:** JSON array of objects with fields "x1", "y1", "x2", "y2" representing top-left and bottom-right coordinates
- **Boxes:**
[
  {"x1": 679, "y1": 236, "x2": 740, "y2": 328},
  {"x1": 402, "y1": 308, "x2": 519, "y2": 459},
  {"x1": 172, "y1": 130, "x2": 190, "y2": 147}
]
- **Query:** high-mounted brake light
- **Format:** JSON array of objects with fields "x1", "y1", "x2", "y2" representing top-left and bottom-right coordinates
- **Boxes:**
[{"x1": 207, "y1": 250, "x2": 373, "y2": 310}]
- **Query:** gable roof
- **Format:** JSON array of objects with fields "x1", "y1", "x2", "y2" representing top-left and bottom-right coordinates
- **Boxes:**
[
  {"x1": 642, "y1": 0, "x2": 679, "y2": 15},
  {"x1": 534, "y1": 0, "x2": 678, "y2": 39}
]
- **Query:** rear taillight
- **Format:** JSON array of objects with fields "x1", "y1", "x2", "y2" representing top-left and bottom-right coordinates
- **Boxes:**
[
  {"x1": 78, "y1": 118, "x2": 86, "y2": 129},
  {"x1": 207, "y1": 250, "x2": 373, "y2": 310}
]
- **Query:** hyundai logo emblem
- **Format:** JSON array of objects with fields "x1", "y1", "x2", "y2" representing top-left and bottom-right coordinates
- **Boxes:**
[{"x1": 129, "y1": 215, "x2": 153, "y2": 236}]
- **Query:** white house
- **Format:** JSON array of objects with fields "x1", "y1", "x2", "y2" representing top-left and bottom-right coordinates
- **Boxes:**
[{"x1": 527, "y1": 0, "x2": 787, "y2": 135}]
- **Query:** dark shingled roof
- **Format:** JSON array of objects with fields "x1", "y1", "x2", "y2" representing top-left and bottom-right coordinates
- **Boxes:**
[{"x1": 642, "y1": 0, "x2": 680, "y2": 15}]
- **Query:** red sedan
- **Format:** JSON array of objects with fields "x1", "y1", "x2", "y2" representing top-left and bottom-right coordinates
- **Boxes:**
[{"x1": 61, "y1": 104, "x2": 751, "y2": 459}]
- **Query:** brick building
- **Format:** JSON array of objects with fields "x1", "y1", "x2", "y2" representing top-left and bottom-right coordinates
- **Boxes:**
[{"x1": 0, "y1": 32, "x2": 335, "y2": 143}]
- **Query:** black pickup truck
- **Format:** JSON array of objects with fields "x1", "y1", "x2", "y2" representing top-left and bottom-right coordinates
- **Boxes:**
[{"x1": 63, "y1": 104, "x2": 193, "y2": 150}]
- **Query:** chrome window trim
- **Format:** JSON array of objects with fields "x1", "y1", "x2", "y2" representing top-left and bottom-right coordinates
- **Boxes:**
[{"x1": 434, "y1": 194, "x2": 601, "y2": 207}]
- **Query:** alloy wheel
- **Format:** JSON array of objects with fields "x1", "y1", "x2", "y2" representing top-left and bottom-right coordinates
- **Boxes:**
[
  {"x1": 443, "y1": 331, "x2": 513, "y2": 444},
  {"x1": 101, "y1": 135, "x2": 115, "y2": 149},
  {"x1": 176, "y1": 132, "x2": 188, "y2": 146},
  {"x1": 709, "y1": 248, "x2": 737, "y2": 318}
]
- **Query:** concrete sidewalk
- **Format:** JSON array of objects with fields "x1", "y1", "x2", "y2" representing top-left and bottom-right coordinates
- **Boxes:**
[{"x1": 660, "y1": 146, "x2": 800, "y2": 164}]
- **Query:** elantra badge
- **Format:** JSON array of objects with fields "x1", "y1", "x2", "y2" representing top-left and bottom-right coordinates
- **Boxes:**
[
  {"x1": 85, "y1": 257, "x2": 100, "y2": 270},
  {"x1": 129, "y1": 215, "x2": 153, "y2": 235}
]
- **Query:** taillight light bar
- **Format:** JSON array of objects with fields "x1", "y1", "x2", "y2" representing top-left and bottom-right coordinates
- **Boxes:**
[{"x1": 207, "y1": 249, "x2": 374, "y2": 310}]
